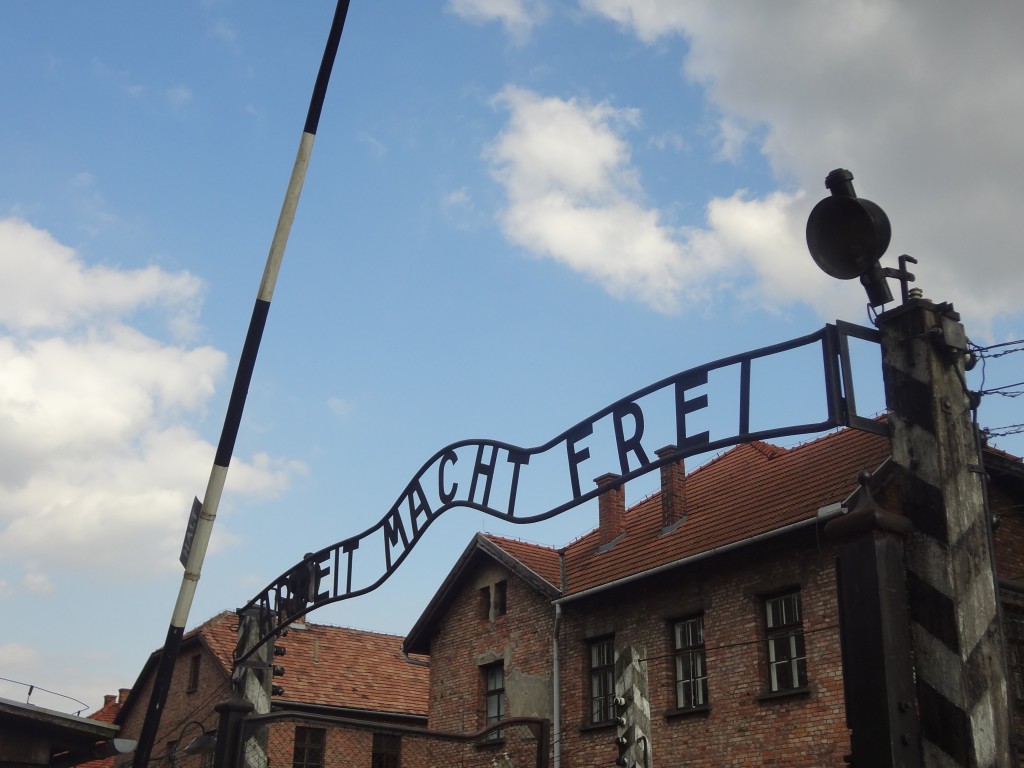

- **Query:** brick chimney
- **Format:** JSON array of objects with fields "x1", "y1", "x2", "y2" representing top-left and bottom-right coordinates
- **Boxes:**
[
  {"x1": 595, "y1": 473, "x2": 625, "y2": 546},
  {"x1": 119, "y1": 688, "x2": 131, "y2": 705},
  {"x1": 656, "y1": 446, "x2": 686, "y2": 529}
]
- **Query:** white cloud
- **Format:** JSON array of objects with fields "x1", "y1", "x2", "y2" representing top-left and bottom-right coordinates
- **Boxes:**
[
  {"x1": 327, "y1": 397, "x2": 353, "y2": 420},
  {"x1": 0, "y1": 218, "x2": 203, "y2": 336},
  {"x1": 486, "y1": 86, "x2": 851, "y2": 315},
  {"x1": 576, "y1": 0, "x2": 1024, "y2": 326},
  {"x1": 166, "y1": 84, "x2": 193, "y2": 109},
  {"x1": 0, "y1": 643, "x2": 118, "y2": 715},
  {"x1": 448, "y1": 0, "x2": 549, "y2": 42},
  {"x1": 0, "y1": 218, "x2": 304, "y2": 582},
  {"x1": 649, "y1": 131, "x2": 685, "y2": 152},
  {"x1": 488, "y1": 86, "x2": 706, "y2": 312},
  {"x1": 208, "y1": 20, "x2": 237, "y2": 44},
  {"x1": 356, "y1": 131, "x2": 387, "y2": 158},
  {"x1": 21, "y1": 571, "x2": 53, "y2": 596},
  {"x1": 0, "y1": 644, "x2": 40, "y2": 676}
]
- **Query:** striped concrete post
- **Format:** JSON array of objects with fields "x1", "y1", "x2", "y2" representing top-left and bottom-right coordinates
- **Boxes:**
[
  {"x1": 614, "y1": 645, "x2": 651, "y2": 768},
  {"x1": 879, "y1": 298, "x2": 1010, "y2": 766},
  {"x1": 235, "y1": 609, "x2": 274, "y2": 768}
]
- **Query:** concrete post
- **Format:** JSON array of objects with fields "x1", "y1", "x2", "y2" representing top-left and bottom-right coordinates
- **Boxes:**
[
  {"x1": 878, "y1": 298, "x2": 1010, "y2": 766},
  {"x1": 222, "y1": 614, "x2": 274, "y2": 768},
  {"x1": 827, "y1": 476, "x2": 921, "y2": 767},
  {"x1": 212, "y1": 692, "x2": 253, "y2": 768}
]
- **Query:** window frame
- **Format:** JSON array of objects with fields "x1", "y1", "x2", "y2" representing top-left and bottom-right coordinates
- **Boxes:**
[
  {"x1": 186, "y1": 654, "x2": 201, "y2": 693},
  {"x1": 292, "y1": 726, "x2": 326, "y2": 768},
  {"x1": 588, "y1": 636, "x2": 616, "y2": 726},
  {"x1": 371, "y1": 732, "x2": 401, "y2": 768},
  {"x1": 480, "y1": 580, "x2": 509, "y2": 621},
  {"x1": 763, "y1": 590, "x2": 808, "y2": 694},
  {"x1": 493, "y1": 579, "x2": 508, "y2": 617},
  {"x1": 672, "y1": 615, "x2": 708, "y2": 711},
  {"x1": 1004, "y1": 600, "x2": 1024, "y2": 706},
  {"x1": 482, "y1": 661, "x2": 505, "y2": 739}
]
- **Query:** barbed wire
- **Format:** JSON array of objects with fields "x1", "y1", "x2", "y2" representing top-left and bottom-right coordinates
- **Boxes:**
[
  {"x1": 968, "y1": 340, "x2": 1024, "y2": 429},
  {"x1": 979, "y1": 381, "x2": 1024, "y2": 398},
  {"x1": 972, "y1": 339, "x2": 1024, "y2": 357},
  {"x1": 985, "y1": 424, "x2": 1024, "y2": 438}
]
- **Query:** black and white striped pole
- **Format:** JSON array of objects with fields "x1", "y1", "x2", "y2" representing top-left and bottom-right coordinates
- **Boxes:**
[
  {"x1": 132, "y1": 3, "x2": 351, "y2": 766},
  {"x1": 809, "y1": 169, "x2": 1011, "y2": 766}
]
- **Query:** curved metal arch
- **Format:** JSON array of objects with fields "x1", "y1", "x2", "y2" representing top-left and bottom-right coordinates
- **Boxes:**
[{"x1": 236, "y1": 322, "x2": 882, "y2": 662}]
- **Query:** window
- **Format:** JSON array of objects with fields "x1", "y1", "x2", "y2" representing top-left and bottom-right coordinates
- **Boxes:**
[
  {"x1": 1004, "y1": 602, "x2": 1024, "y2": 705},
  {"x1": 186, "y1": 654, "x2": 200, "y2": 693},
  {"x1": 673, "y1": 616, "x2": 708, "y2": 709},
  {"x1": 292, "y1": 726, "x2": 325, "y2": 768},
  {"x1": 372, "y1": 732, "x2": 401, "y2": 768},
  {"x1": 483, "y1": 662, "x2": 505, "y2": 739},
  {"x1": 480, "y1": 581, "x2": 508, "y2": 620},
  {"x1": 494, "y1": 580, "x2": 507, "y2": 616},
  {"x1": 764, "y1": 591, "x2": 807, "y2": 692},
  {"x1": 589, "y1": 637, "x2": 616, "y2": 724}
]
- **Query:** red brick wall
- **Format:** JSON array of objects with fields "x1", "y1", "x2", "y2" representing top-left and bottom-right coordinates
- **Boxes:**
[
  {"x1": 115, "y1": 643, "x2": 230, "y2": 768},
  {"x1": 993, "y1": 482, "x2": 1024, "y2": 582},
  {"x1": 991, "y1": 479, "x2": 1024, "y2": 756},
  {"x1": 422, "y1": 532, "x2": 855, "y2": 768},
  {"x1": 426, "y1": 560, "x2": 555, "y2": 764},
  {"x1": 265, "y1": 722, "x2": 372, "y2": 767},
  {"x1": 557, "y1": 531, "x2": 849, "y2": 768}
]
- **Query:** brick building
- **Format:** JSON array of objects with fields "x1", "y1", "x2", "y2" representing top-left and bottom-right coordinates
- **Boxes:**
[
  {"x1": 402, "y1": 426, "x2": 1024, "y2": 767},
  {"x1": 115, "y1": 611, "x2": 429, "y2": 768},
  {"x1": 78, "y1": 690, "x2": 130, "y2": 768}
]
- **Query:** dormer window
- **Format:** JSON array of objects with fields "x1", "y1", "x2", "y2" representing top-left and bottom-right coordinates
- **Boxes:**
[
  {"x1": 186, "y1": 654, "x2": 200, "y2": 693},
  {"x1": 494, "y1": 580, "x2": 507, "y2": 616},
  {"x1": 479, "y1": 580, "x2": 508, "y2": 621}
]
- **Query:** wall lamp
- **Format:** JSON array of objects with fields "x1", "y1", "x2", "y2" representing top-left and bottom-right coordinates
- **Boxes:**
[
  {"x1": 806, "y1": 168, "x2": 916, "y2": 307},
  {"x1": 170, "y1": 720, "x2": 217, "y2": 765}
]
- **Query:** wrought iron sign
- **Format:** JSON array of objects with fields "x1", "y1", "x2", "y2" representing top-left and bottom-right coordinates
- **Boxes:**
[{"x1": 236, "y1": 321, "x2": 883, "y2": 661}]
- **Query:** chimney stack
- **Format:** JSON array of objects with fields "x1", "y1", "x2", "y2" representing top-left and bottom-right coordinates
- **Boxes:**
[
  {"x1": 656, "y1": 446, "x2": 686, "y2": 529},
  {"x1": 595, "y1": 473, "x2": 625, "y2": 546}
]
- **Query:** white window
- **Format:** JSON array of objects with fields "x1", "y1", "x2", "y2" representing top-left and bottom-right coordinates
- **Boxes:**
[
  {"x1": 765, "y1": 591, "x2": 807, "y2": 692},
  {"x1": 673, "y1": 616, "x2": 708, "y2": 709},
  {"x1": 589, "y1": 637, "x2": 615, "y2": 724}
]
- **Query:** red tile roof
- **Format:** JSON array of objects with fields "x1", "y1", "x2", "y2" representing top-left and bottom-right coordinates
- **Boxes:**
[
  {"x1": 77, "y1": 692, "x2": 128, "y2": 768},
  {"x1": 560, "y1": 427, "x2": 891, "y2": 595},
  {"x1": 188, "y1": 610, "x2": 237, "y2": 671},
  {"x1": 273, "y1": 620, "x2": 428, "y2": 716},
  {"x1": 86, "y1": 694, "x2": 121, "y2": 725},
  {"x1": 480, "y1": 533, "x2": 562, "y2": 589},
  {"x1": 153, "y1": 610, "x2": 428, "y2": 718}
]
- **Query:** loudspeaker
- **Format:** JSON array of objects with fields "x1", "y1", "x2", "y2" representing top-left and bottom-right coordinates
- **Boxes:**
[{"x1": 806, "y1": 169, "x2": 891, "y2": 280}]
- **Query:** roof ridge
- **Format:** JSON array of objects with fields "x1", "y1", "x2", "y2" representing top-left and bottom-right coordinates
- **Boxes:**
[
  {"x1": 749, "y1": 440, "x2": 789, "y2": 459},
  {"x1": 183, "y1": 609, "x2": 235, "y2": 638},
  {"x1": 291, "y1": 621, "x2": 410, "y2": 640},
  {"x1": 481, "y1": 531, "x2": 558, "y2": 552}
]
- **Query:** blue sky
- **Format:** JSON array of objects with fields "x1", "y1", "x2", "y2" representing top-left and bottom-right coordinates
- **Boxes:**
[{"x1": 1, "y1": 1, "x2": 1022, "y2": 715}]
